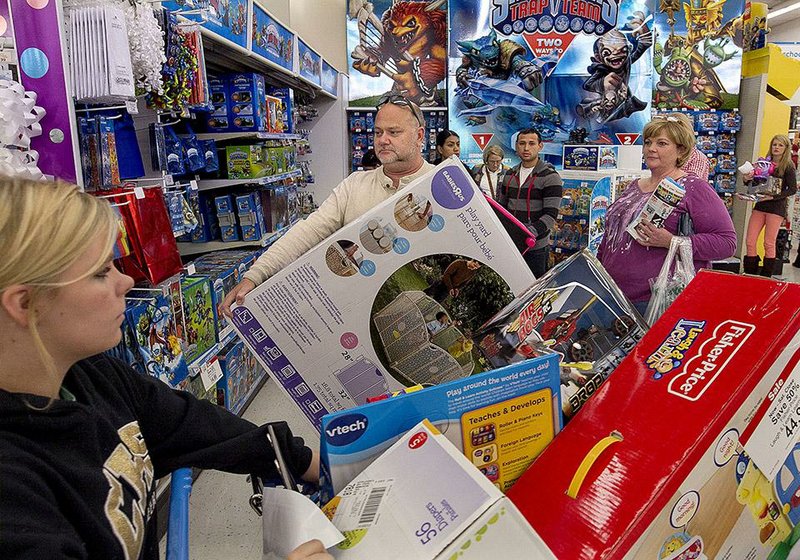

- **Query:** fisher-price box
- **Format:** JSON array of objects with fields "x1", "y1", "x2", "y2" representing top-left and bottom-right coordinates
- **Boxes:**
[
  {"x1": 322, "y1": 419, "x2": 556, "y2": 560},
  {"x1": 507, "y1": 271, "x2": 800, "y2": 560},
  {"x1": 320, "y1": 353, "x2": 561, "y2": 501}
]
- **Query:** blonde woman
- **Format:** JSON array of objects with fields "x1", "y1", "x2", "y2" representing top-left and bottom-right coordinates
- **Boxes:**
[
  {"x1": 597, "y1": 116, "x2": 736, "y2": 313},
  {"x1": 0, "y1": 179, "x2": 329, "y2": 560},
  {"x1": 741, "y1": 134, "x2": 797, "y2": 277},
  {"x1": 471, "y1": 145, "x2": 508, "y2": 199}
]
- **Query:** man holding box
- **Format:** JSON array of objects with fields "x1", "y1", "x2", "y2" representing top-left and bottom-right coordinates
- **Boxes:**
[{"x1": 222, "y1": 95, "x2": 433, "y2": 316}]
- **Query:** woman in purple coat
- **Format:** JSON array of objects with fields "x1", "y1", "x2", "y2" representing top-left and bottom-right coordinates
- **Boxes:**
[{"x1": 598, "y1": 116, "x2": 737, "y2": 314}]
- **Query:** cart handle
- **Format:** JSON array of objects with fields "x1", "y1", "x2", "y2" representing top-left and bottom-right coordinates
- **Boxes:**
[{"x1": 166, "y1": 468, "x2": 193, "y2": 560}]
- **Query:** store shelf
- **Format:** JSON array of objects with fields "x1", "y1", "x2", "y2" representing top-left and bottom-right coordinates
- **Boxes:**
[
  {"x1": 194, "y1": 131, "x2": 302, "y2": 141},
  {"x1": 195, "y1": 169, "x2": 302, "y2": 191},
  {"x1": 177, "y1": 222, "x2": 293, "y2": 256}
]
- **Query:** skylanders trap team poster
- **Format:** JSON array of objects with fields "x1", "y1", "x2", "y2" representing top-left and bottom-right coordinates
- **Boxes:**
[
  {"x1": 450, "y1": 0, "x2": 654, "y2": 168},
  {"x1": 651, "y1": 0, "x2": 745, "y2": 110},
  {"x1": 347, "y1": 0, "x2": 448, "y2": 107}
]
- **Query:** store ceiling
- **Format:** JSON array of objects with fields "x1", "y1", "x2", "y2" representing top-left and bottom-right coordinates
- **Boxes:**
[{"x1": 767, "y1": 0, "x2": 800, "y2": 25}]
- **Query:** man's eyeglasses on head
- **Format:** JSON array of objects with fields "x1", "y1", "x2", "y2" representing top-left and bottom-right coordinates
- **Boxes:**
[{"x1": 377, "y1": 93, "x2": 424, "y2": 127}]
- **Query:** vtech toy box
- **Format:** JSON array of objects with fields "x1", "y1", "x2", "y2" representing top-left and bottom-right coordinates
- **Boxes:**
[
  {"x1": 320, "y1": 353, "x2": 561, "y2": 501},
  {"x1": 507, "y1": 271, "x2": 800, "y2": 560}
]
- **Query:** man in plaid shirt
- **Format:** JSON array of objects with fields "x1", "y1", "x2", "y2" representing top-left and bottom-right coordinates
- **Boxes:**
[{"x1": 497, "y1": 128, "x2": 563, "y2": 278}]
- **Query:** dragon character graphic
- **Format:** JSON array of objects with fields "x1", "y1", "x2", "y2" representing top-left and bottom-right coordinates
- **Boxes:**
[
  {"x1": 577, "y1": 11, "x2": 653, "y2": 124},
  {"x1": 349, "y1": 0, "x2": 447, "y2": 106}
]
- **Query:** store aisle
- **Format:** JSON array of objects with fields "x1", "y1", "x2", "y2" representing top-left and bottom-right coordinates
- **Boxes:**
[
  {"x1": 160, "y1": 377, "x2": 319, "y2": 560},
  {"x1": 169, "y1": 259, "x2": 800, "y2": 560}
]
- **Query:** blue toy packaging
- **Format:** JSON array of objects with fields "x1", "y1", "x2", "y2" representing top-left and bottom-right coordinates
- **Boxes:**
[
  {"x1": 180, "y1": 276, "x2": 218, "y2": 364},
  {"x1": 214, "y1": 194, "x2": 240, "y2": 242},
  {"x1": 716, "y1": 132, "x2": 735, "y2": 151},
  {"x1": 719, "y1": 110, "x2": 742, "y2": 132},
  {"x1": 228, "y1": 73, "x2": 268, "y2": 132},
  {"x1": 562, "y1": 145, "x2": 599, "y2": 171},
  {"x1": 189, "y1": 192, "x2": 220, "y2": 243},
  {"x1": 715, "y1": 174, "x2": 736, "y2": 193},
  {"x1": 716, "y1": 153, "x2": 737, "y2": 174},
  {"x1": 349, "y1": 111, "x2": 367, "y2": 132},
  {"x1": 695, "y1": 111, "x2": 720, "y2": 133},
  {"x1": 207, "y1": 77, "x2": 230, "y2": 131},
  {"x1": 235, "y1": 192, "x2": 266, "y2": 241},
  {"x1": 598, "y1": 146, "x2": 618, "y2": 170},
  {"x1": 320, "y1": 353, "x2": 562, "y2": 502},
  {"x1": 215, "y1": 341, "x2": 268, "y2": 414},
  {"x1": 696, "y1": 135, "x2": 717, "y2": 155}
]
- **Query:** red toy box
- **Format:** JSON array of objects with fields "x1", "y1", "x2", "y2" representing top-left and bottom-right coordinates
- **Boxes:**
[{"x1": 508, "y1": 271, "x2": 800, "y2": 559}]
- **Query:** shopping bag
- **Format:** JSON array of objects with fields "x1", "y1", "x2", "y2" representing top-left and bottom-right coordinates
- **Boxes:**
[
  {"x1": 644, "y1": 236, "x2": 695, "y2": 326},
  {"x1": 112, "y1": 187, "x2": 184, "y2": 285}
]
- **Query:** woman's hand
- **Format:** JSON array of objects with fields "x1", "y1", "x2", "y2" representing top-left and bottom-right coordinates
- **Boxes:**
[
  {"x1": 287, "y1": 539, "x2": 333, "y2": 560},
  {"x1": 635, "y1": 220, "x2": 673, "y2": 248},
  {"x1": 742, "y1": 171, "x2": 754, "y2": 182}
]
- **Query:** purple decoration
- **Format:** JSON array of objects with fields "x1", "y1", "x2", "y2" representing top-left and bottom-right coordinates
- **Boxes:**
[
  {"x1": 0, "y1": 0, "x2": 11, "y2": 37},
  {"x1": 431, "y1": 167, "x2": 474, "y2": 210},
  {"x1": 9, "y1": 0, "x2": 78, "y2": 183}
]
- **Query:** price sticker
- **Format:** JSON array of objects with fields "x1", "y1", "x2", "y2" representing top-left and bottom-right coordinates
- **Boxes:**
[
  {"x1": 189, "y1": 179, "x2": 199, "y2": 191},
  {"x1": 186, "y1": 263, "x2": 196, "y2": 276},
  {"x1": 125, "y1": 99, "x2": 139, "y2": 114},
  {"x1": 741, "y1": 345, "x2": 800, "y2": 481},
  {"x1": 164, "y1": 174, "x2": 175, "y2": 186},
  {"x1": 200, "y1": 358, "x2": 223, "y2": 391},
  {"x1": 133, "y1": 186, "x2": 145, "y2": 199}
]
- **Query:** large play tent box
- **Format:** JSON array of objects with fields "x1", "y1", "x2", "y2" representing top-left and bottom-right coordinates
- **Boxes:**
[
  {"x1": 322, "y1": 419, "x2": 556, "y2": 560},
  {"x1": 229, "y1": 160, "x2": 536, "y2": 431},
  {"x1": 507, "y1": 272, "x2": 800, "y2": 559}
]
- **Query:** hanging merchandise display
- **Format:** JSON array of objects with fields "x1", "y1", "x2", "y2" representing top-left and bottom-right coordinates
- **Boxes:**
[
  {"x1": 0, "y1": 78, "x2": 47, "y2": 178},
  {"x1": 346, "y1": 0, "x2": 448, "y2": 107},
  {"x1": 122, "y1": 0, "x2": 166, "y2": 95},
  {"x1": 110, "y1": 186, "x2": 185, "y2": 285},
  {"x1": 448, "y1": 0, "x2": 652, "y2": 168},
  {"x1": 652, "y1": 0, "x2": 745, "y2": 109},
  {"x1": 64, "y1": 3, "x2": 136, "y2": 103}
]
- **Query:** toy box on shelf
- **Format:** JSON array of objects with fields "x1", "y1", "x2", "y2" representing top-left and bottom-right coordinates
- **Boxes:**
[
  {"x1": 215, "y1": 340, "x2": 269, "y2": 415},
  {"x1": 552, "y1": 170, "x2": 627, "y2": 265},
  {"x1": 322, "y1": 419, "x2": 557, "y2": 560},
  {"x1": 473, "y1": 250, "x2": 646, "y2": 423},
  {"x1": 180, "y1": 276, "x2": 218, "y2": 364},
  {"x1": 228, "y1": 159, "x2": 537, "y2": 431},
  {"x1": 319, "y1": 353, "x2": 561, "y2": 501},
  {"x1": 508, "y1": 272, "x2": 800, "y2": 560},
  {"x1": 562, "y1": 145, "x2": 619, "y2": 171}
]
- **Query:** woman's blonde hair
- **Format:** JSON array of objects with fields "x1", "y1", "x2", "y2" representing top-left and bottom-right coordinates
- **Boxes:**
[
  {"x1": 0, "y1": 177, "x2": 118, "y2": 379},
  {"x1": 643, "y1": 115, "x2": 697, "y2": 168},
  {"x1": 482, "y1": 145, "x2": 505, "y2": 164},
  {"x1": 767, "y1": 134, "x2": 792, "y2": 177}
]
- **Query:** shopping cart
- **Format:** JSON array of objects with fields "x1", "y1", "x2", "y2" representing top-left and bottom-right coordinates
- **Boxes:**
[{"x1": 165, "y1": 426, "x2": 319, "y2": 560}]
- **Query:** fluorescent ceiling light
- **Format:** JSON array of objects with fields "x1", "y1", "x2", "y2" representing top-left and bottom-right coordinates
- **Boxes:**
[{"x1": 769, "y1": 1, "x2": 800, "y2": 19}]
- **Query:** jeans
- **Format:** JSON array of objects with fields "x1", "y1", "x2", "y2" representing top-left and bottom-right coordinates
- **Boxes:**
[{"x1": 524, "y1": 247, "x2": 550, "y2": 278}]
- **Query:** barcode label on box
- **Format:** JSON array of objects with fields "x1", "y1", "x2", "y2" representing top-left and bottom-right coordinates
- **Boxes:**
[{"x1": 332, "y1": 479, "x2": 394, "y2": 531}]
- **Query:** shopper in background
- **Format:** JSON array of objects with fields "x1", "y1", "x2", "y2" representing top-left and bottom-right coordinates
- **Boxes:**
[
  {"x1": 0, "y1": 179, "x2": 331, "y2": 560},
  {"x1": 597, "y1": 116, "x2": 737, "y2": 314},
  {"x1": 497, "y1": 128, "x2": 563, "y2": 278},
  {"x1": 668, "y1": 112, "x2": 711, "y2": 182},
  {"x1": 360, "y1": 148, "x2": 380, "y2": 170},
  {"x1": 471, "y1": 145, "x2": 508, "y2": 199},
  {"x1": 433, "y1": 129, "x2": 460, "y2": 164},
  {"x1": 741, "y1": 134, "x2": 797, "y2": 277},
  {"x1": 222, "y1": 95, "x2": 433, "y2": 315}
]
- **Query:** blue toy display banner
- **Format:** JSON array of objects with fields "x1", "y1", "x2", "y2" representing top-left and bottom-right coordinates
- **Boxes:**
[
  {"x1": 346, "y1": 0, "x2": 448, "y2": 107},
  {"x1": 251, "y1": 2, "x2": 294, "y2": 72},
  {"x1": 449, "y1": 0, "x2": 653, "y2": 169},
  {"x1": 321, "y1": 60, "x2": 338, "y2": 96},
  {"x1": 162, "y1": 0, "x2": 248, "y2": 48},
  {"x1": 298, "y1": 39, "x2": 322, "y2": 86},
  {"x1": 651, "y1": 0, "x2": 745, "y2": 109}
]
